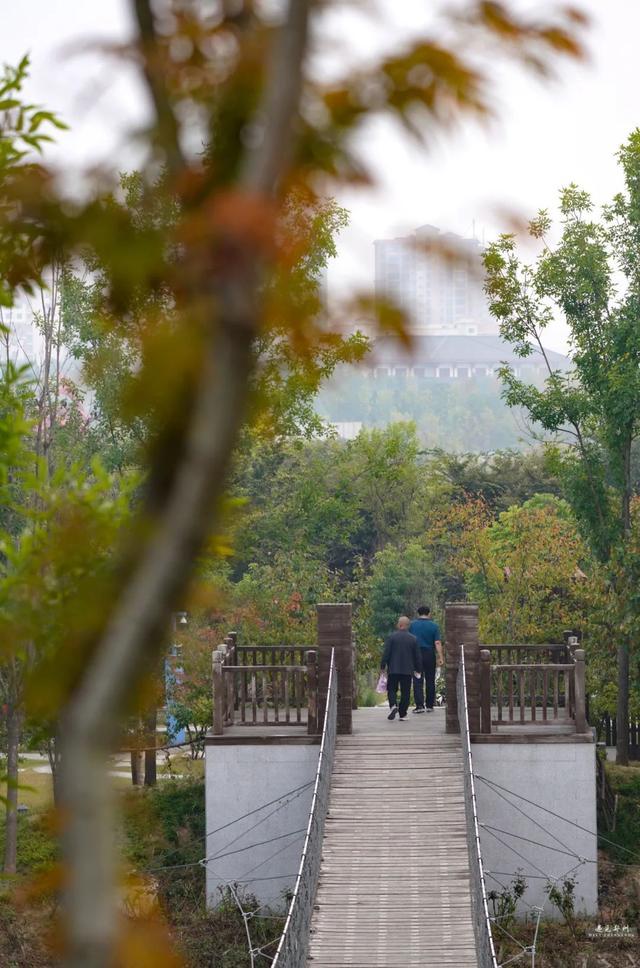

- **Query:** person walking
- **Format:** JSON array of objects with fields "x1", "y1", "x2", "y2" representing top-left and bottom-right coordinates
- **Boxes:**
[
  {"x1": 410, "y1": 606, "x2": 444, "y2": 713},
  {"x1": 381, "y1": 616, "x2": 421, "y2": 722}
]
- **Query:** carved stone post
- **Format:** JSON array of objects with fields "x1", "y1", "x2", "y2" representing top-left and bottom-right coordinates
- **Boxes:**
[
  {"x1": 445, "y1": 603, "x2": 480, "y2": 734},
  {"x1": 316, "y1": 604, "x2": 353, "y2": 734}
]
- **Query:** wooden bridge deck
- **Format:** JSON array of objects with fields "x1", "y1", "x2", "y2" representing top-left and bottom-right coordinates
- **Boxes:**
[{"x1": 308, "y1": 706, "x2": 478, "y2": 967}]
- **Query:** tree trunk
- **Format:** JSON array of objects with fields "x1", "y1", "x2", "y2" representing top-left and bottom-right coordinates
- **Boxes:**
[
  {"x1": 617, "y1": 440, "x2": 633, "y2": 766},
  {"x1": 47, "y1": 734, "x2": 63, "y2": 807},
  {"x1": 130, "y1": 750, "x2": 143, "y2": 785},
  {"x1": 3, "y1": 702, "x2": 21, "y2": 874},
  {"x1": 143, "y1": 707, "x2": 157, "y2": 787},
  {"x1": 61, "y1": 733, "x2": 117, "y2": 967},
  {"x1": 59, "y1": 3, "x2": 311, "y2": 963},
  {"x1": 616, "y1": 639, "x2": 630, "y2": 766}
]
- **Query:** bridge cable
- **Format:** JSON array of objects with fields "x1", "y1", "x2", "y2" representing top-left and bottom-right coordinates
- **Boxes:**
[
  {"x1": 203, "y1": 783, "x2": 312, "y2": 862},
  {"x1": 475, "y1": 773, "x2": 640, "y2": 864},
  {"x1": 142, "y1": 827, "x2": 305, "y2": 875},
  {"x1": 479, "y1": 823, "x2": 592, "y2": 862},
  {"x1": 202, "y1": 778, "x2": 314, "y2": 843},
  {"x1": 487, "y1": 856, "x2": 587, "y2": 968},
  {"x1": 240, "y1": 832, "x2": 306, "y2": 879},
  {"x1": 140, "y1": 779, "x2": 314, "y2": 872},
  {"x1": 203, "y1": 827, "x2": 308, "y2": 865},
  {"x1": 474, "y1": 769, "x2": 584, "y2": 860}
]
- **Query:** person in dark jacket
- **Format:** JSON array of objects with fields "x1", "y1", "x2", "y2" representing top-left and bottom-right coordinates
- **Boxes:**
[{"x1": 381, "y1": 616, "x2": 421, "y2": 721}]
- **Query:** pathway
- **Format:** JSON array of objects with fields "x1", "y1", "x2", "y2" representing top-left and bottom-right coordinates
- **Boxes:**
[{"x1": 307, "y1": 705, "x2": 477, "y2": 967}]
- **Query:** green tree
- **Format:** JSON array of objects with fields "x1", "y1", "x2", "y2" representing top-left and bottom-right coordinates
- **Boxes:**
[
  {"x1": 475, "y1": 495, "x2": 590, "y2": 642},
  {"x1": 484, "y1": 131, "x2": 640, "y2": 762},
  {"x1": 366, "y1": 541, "x2": 441, "y2": 642},
  {"x1": 349, "y1": 423, "x2": 423, "y2": 551},
  {"x1": 231, "y1": 436, "x2": 372, "y2": 575}
]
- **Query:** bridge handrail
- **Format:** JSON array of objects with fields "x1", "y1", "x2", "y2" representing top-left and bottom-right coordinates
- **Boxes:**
[
  {"x1": 478, "y1": 645, "x2": 587, "y2": 733},
  {"x1": 272, "y1": 648, "x2": 337, "y2": 968},
  {"x1": 457, "y1": 645, "x2": 499, "y2": 968},
  {"x1": 212, "y1": 639, "x2": 320, "y2": 734}
]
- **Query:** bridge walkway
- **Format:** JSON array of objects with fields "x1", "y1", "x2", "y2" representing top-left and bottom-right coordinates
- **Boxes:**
[{"x1": 307, "y1": 706, "x2": 477, "y2": 967}]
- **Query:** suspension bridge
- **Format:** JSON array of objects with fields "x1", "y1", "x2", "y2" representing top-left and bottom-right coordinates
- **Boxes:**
[
  {"x1": 205, "y1": 603, "x2": 598, "y2": 967},
  {"x1": 306, "y1": 705, "x2": 478, "y2": 966}
]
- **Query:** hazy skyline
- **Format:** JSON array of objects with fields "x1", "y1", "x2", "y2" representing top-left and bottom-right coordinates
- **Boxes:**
[{"x1": 3, "y1": 1, "x2": 639, "y2": 352}]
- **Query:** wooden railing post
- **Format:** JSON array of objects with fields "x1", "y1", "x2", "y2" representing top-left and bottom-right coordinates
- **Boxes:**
[
  {"x1": 574, "y1": 648, "x2": 587, "y2": 734},
  {"x1": 307, "y1": 650, "x2": 318, "y2": 735},
  {"x1": 213, "y1": 649, "x2": 224, "y2": 735},
  {"x1": 480, "y1": 649, "x2": 492, "y2": 734},
  {"x1": 227, "y1": 633, "x2": 239, "y2": 709},
  {"x1": 565, "y1": 632, "x2": 578, "y2": 718}
]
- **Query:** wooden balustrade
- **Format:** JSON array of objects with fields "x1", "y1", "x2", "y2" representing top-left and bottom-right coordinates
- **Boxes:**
[
  {"x1": 212, "y1": 641, "x2": 319, "y2": 735},
  {"x1": 234, "y1": 645, "x2": 310, "y2": 666},
  {"x1": 477, "y1": 646, "x2": 588, "y2": 735},
  {"x1": 483, "y1": 643, "x2": 570, "y2": 664}
]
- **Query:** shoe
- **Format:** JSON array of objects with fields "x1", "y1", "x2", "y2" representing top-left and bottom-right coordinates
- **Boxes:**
[
  {"x1": 412, "y1": 707, "x2": 425, "y2": 714},
  {"x1": 387, "y1": 706, "x2": 398, "y2": 721},
  {"x1": 399, "y1": 716, "x2": 407, "y2": 721},
  {"x1": 426, "y1": 707, "x2": 434, "y2": 713}
]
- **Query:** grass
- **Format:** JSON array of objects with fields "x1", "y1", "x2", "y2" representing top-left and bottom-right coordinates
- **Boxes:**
[
  {"x1": 158, "y1": 755, "x2": 205, "y2": 780},
  {"x1": 2, "y1": 770, "x2": 53, "y2": 812}
]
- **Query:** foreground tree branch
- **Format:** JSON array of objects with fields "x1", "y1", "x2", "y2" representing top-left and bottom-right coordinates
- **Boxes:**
[{"x1": 59, "y1": 2, "x2": 313, "y2": 964}]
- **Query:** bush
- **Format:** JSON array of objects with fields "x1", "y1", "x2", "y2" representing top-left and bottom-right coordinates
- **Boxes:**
[
  {"x1": 601, "y1": 763, "x2": 640, "y2": 863},
  {"x1": 122, "y1": 777, "x2": 206, "y2": 913},
  {"x1": 172, "y1": 887, "x2": 285, "y2": 968},
  {"x1": 0, "y1": 815, "x2": 58, "y2": 875},
  {"x1": 359, "y1": 685, "x2": 379, "y2": 707}
]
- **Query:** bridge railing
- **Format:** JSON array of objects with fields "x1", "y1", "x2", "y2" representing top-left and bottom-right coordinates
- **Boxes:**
[
  {"x1": 212, "y1": 635, "x2": 320, "y2": 735},
  {"x1": 272, "y1": 648, "x2": 337, "y2": 968},
  {"x1": 478, "y1": 643, "x2": 587, "y2": 734},
  {"x1": 457, "y1": 646, "x2": 499, "y2": 968}
]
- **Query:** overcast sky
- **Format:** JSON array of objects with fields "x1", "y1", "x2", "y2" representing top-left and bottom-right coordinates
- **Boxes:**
[{"x1": 3, "y1": 1, "x2": 639, "y2": 352}]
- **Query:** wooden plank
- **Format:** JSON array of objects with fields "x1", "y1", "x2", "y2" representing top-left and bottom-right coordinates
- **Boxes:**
[
  {"x1": 508, "y1": 668, "x2": 514, "y2": 722},
  {"x1": 251, "y1": 671, "x2": 257, "y2": 724},
  {"x1": 531, "y1": 668, "x2": 536, "y2": 722},
  {"x1": 308, "y1": 708, "x2": 478, "y2": 967},
  {"x1": 284, "y1": 669, "x2": 290, "y2": 724},
  {"x1": 262, "y1": 672, "x2": 268, "y2": 724},
  {"x1": 273, "y1": 668, "x2": 279, "y2": 724}
]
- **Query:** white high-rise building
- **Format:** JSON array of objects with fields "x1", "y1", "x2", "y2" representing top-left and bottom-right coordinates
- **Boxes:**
[{"x1": 374, "y1": 224, "x2": 496, "y2": 336}]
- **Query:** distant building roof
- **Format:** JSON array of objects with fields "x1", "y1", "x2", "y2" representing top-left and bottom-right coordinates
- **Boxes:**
[{"x1": 370, "y1": 333, "x2": 570, "y2": 369}]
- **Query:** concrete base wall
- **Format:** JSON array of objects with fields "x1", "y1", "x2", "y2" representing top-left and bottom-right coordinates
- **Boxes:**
[
  {"x1": 472, "y1": 742, "x2": 598, "y2": 917},
  {"x1": 205, "y1": 742, "x2": 319, "y2": 909}
]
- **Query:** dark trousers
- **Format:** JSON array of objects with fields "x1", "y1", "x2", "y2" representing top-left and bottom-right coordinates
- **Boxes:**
[
  {"x1": 388, "y1": 673, "x2": 412, "y2": 718},
  {"x1": 413, "y1": 649, "x2": 436, "y2": 709}
]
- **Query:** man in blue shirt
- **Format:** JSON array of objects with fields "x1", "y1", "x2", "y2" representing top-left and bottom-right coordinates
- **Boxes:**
[{"x1": 409, "y1": 606, "x2": 443, "y2": 713}]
